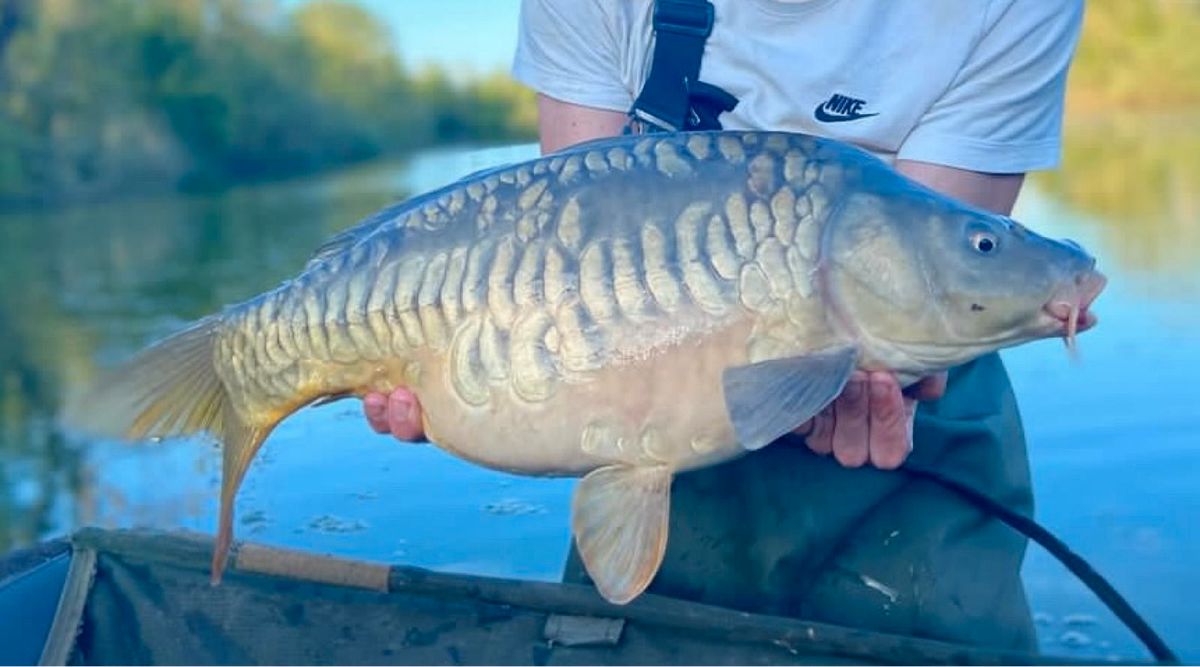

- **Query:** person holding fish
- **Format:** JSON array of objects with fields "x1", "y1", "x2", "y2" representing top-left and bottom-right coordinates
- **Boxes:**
[{"x1": 361, "y1": 0, "x2": 1087, "y2": 652}]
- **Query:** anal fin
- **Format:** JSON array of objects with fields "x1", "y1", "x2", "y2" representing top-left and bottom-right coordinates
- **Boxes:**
[
  {"x1": 571, "y1": 465, "x2": 672, "y2": 605},
  {"x1": 722, "y1": 345, "x2": 858, "y2": 451}
]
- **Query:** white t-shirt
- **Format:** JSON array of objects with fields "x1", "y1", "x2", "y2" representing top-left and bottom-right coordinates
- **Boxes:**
[{"x1": 511, "y1": 0, "x2": 1083, "y2": 174}]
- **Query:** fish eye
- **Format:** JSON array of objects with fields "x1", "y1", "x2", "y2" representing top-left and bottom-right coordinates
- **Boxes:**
[{"x1": 970, "y1": 231, "x2": 999, "y2": 255}]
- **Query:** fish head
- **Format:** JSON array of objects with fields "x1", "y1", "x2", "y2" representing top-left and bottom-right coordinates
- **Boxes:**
[{"x1": 822, "y1": 188, "x2": 1106, "y2": 373}]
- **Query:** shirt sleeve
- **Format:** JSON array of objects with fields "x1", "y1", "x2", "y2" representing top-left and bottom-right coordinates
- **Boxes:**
[
  {"x1": 511, "y1": 0, "x2": 633, "y2": 113},
  {"x1": 896, "y1": 0, "x2": 1084, "y2": 174}
]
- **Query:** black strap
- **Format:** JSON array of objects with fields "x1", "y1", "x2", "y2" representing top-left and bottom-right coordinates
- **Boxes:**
[{"x1": 630, "y1": 0, "x2": 737, "y2": 132}]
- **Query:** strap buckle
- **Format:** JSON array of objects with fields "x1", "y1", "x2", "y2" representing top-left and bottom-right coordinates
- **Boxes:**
[
  {"x1": 653, "y1": 0, "x2": 714, "y2": 38},
  {"x1": 630, "y1": 107, "x2": 678, "y2": 133}
]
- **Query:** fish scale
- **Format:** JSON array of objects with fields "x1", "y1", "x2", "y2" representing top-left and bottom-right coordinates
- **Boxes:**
[
  {"x1": 229, "y1": 131, "x2": 827, "y2": 411},
  {"x1": 66, "y1": 130, "x2": 1104, "y2": 607}
]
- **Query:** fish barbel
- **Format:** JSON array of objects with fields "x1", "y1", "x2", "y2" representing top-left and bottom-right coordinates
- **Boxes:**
[{"x1": 64, "y1": 131, "x2": 1105, "y2": 604}]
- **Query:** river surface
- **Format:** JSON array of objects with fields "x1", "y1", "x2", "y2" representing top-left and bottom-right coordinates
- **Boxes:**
[{"x1": 1, "y1": 115, "x2": 1197, "y2": 661}]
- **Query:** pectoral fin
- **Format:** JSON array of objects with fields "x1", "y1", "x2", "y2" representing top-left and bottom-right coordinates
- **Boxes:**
[
  {"x1": 571, "y1": 464, "x2": 672, "y2": 605},
  {"x1": 722, "y1": 345, "x2": 858, "y2": 451}
]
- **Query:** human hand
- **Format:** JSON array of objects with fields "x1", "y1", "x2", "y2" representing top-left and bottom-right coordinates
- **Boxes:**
[
  {"x1": 363, "y1": 388, "x2": 426, "y2": 442},
  {"x1": 796, "y1": 371, "x2": 947, "y2": 470}
]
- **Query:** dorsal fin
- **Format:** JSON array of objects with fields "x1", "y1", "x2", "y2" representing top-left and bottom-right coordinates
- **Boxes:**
[
  {"x1": 303, "y1": 160, "x2": 524, "y2": 271},
  {"x1": 305, "y1": 224, "x2": 378, "y2": 269}
]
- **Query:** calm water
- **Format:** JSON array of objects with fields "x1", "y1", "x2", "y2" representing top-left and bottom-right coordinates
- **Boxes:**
[{"x1": 1, "y1": 115, "x2": 1198, "y2": 661}]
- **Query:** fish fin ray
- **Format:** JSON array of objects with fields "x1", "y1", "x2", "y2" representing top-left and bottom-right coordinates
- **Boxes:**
[
  {"x1": 61, "y1": 317, "x2": 228, "y2": 443},
  {"x1": 305, "y1": 226, "x2": 374, "y2": 269},
  {"x1": 722, "y1": 345, "x2": 858, "y2": 451},
  {"x1": 571, "y1": 464, "x2": 672, "y2": 605}
]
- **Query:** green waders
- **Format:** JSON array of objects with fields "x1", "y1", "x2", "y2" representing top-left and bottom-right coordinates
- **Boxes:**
[{"x1": 563, "y1": 352, "x2": 1037, "y2": 651}]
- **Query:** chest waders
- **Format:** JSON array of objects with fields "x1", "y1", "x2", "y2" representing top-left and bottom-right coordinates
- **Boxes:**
[{"x1": 560, "y1": 0, "x2": 1176, "y2": 659}]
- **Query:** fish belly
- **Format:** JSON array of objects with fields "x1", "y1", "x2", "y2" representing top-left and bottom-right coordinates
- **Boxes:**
[{"x1": 410, "y1": 317, "x2": 763, "y2": 477}]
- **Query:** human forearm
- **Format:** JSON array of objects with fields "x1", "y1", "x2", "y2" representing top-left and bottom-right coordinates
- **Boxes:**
[
  {"x1": 896, "y1": 160, "x2": 1025, "y2": 216},
  {"x1": 536, "y1": 94, "x2": 628, "y2": 154}
]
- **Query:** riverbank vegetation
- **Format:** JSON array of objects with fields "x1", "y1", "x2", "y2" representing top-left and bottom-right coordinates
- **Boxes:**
[
  {"x1": 1065, "y1": 0, "x2": 1200, "y2": 113},
  {"x1": 0, "y1": 0, "x2": 537, "y2": 206}
]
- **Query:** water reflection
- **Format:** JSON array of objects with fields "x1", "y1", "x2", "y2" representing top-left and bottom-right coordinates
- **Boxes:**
[
  {"x1": 0, "y1": 159, "x2": 421, "y2": 550},
  {"x1": 1034, "y1": 112, "x2": 1200, "y2": 291}
]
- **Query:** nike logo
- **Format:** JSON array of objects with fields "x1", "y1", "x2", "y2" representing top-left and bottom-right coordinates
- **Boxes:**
[{"x1": 814, "y1": 93, "x2": 879, "y2": 123}]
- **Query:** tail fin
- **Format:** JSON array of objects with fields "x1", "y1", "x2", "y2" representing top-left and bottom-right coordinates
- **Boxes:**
[
  {"x1": 62, "y1": 317, "x2": 231, "y2": 442},
  {"x1": 62, "y1": 317, "x2": 280, "y2": 585}
]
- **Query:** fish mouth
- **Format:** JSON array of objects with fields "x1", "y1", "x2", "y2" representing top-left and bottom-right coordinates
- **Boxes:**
[{"x1": 1041, "y1": 270, "x2": 1107, "y2": 353}]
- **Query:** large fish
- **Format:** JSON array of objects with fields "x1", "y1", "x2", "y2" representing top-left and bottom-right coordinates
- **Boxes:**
[{"x1": 65, "y1": 131, "x2": 1105, "y2": 604}]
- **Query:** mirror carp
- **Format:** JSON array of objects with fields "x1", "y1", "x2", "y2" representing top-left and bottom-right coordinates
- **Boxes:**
[{"x1": 65, "y1": 131, "x2": 1106, "y2": 604}]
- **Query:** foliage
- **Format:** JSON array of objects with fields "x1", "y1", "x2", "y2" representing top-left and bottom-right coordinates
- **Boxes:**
[
  {"x1": 0, "y1": 0, "x2": 537, "y2": 205},
  {"x1": 1067, "y1": 0, "x2": 1200, "y2": 111}
]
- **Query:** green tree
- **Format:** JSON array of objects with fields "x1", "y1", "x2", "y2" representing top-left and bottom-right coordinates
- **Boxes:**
[{"x1": 0, "y1": 0, "x2": 537, "y2": 206}]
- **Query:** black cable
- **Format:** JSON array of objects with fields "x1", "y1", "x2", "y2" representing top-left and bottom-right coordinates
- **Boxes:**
[{"x1": 901, "y1": 464, "x2": 1179, "y2": 665}]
